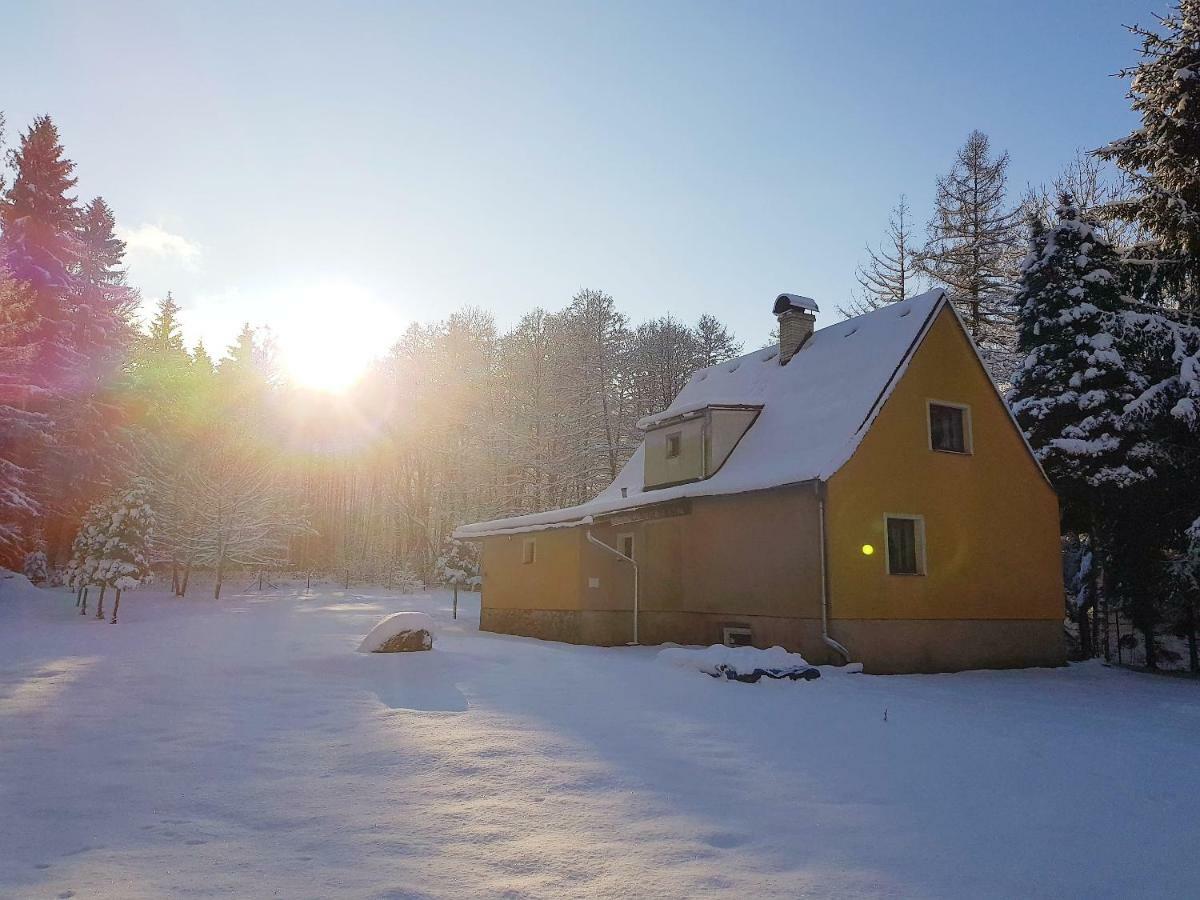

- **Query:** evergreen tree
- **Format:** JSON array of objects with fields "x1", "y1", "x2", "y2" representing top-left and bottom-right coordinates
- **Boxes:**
[
  {"x1": 842, "y1": 195, "x2": 922, "y2": 316},
  {"x1": 921, "y1": 131, "x2": 1024, "y2": 375},
  {"x1": 86, "y1": 480, "x2": 155, "y2": 622},
  {"x1": 0, "y1": 271, "x2": 49, "y2": 562},
  {"x1": 0, "y1": 116, "x2": 83, "y2": 404},
  {"x1": 1098, "y1": 1, "x2": 1200, "y2": 313},
  {"x1": 1009, "y1": 196, "x2": 1148, "y2": 501}
]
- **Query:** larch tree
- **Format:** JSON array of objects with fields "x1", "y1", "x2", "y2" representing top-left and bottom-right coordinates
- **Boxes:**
[
  {"x1": 841, "y1": 194, "x2": 922, "y2": 316},
  {"x1": 920, "y1": 130, "x2": 1024, "y2": 376},
  {"x1": 694, "y1": 314, "x2": 742, "y2": 367}
]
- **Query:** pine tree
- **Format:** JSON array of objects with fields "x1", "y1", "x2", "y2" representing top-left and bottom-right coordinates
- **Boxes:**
[
  {"x1": 842, "y1": 195, "x2": 922, "y2": 316},
  {"x1": 1098, "y1": 1, "x2": 1200, "y2": 313},
  {"x1": 921, "y1": 131, "x2": 1024, "y2": 375},
  {"x1": 1008, "y1": 196, "x2": 1148, "y2": 501}
]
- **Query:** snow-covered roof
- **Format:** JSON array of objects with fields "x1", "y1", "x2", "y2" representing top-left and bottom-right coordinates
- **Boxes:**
[{"x1": 456, "y1": 289, "x2": 948, "y2": 539}]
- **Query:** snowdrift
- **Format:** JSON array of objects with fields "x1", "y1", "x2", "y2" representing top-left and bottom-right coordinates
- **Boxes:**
[
  {"x1": 358, "y1": 611, "x2": 436, "y2": 653},
  {"x1": 0, "y1": 569, "x2": 44, "y2": 602},
  {"x1": 657, "y1": 644, "x2": 859, "y2": 683}
]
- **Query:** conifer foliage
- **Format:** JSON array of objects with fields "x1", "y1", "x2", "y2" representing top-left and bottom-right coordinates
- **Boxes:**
[
  {"x1": 1009, "y1": 196, "x2": 1146, "y2": 502},
  {"x1": 1099, "y1": 1, "x2": 1200, "y2": 313}
]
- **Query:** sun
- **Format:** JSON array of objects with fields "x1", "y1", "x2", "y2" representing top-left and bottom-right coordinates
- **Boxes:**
[{"x1": 278, "y1": 282, "x2": 402, "y2": 393}]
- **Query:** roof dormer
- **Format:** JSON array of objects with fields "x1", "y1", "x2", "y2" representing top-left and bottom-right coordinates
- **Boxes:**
[{"x1": 639, "y1": 403, "x2": 762, "y2": 490}]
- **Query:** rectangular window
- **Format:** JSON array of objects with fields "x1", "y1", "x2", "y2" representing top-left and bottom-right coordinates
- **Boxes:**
[
  {"x1": 618, "y1": 533, "x2": 634, "y2": 560},
  {"x1": 522, "y1": 538, "x2": 536, "y2": 565},
  {"x1": 929, "y1": 402, "x2": 970, "y2": 454},
  {"x1": 665, "y1": 432, "x2": 682, "y2": 459},
  {"x1": 886, "y1": 516, "x2": 925, "y2": 575}
]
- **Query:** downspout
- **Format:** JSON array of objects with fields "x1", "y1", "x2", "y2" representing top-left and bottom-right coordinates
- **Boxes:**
[
  {"x1": 815, "y1": 480, "x2": 851, "y2": 664},
  {"x1": 586, "y1": 531, "x2": 639, "y2": 645}
]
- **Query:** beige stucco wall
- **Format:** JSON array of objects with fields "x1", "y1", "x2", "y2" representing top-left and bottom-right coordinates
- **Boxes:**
[
  {"x1": 707, "y1": 408, "x2": 759, "y2": 474},
  {"x1": 644, "y1": 417, "x2": 705, "y2": 487}
]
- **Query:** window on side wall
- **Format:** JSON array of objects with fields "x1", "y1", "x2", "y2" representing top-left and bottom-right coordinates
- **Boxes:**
[
  {"x1": 522, "y1": 538, "x2": 536, "y2": 565},
  {"x1": 665, "y1": 432, "x2": 682, "y2": 459},
  {"x1": 618, "y1": 532, "x2": 634, "y2": 560},
  {"x1": 928, "y1": 401, "x2": 971, "y2": 454},
  {"x1": 885, "y1": 516, "x2": 925, "y2": 575}
]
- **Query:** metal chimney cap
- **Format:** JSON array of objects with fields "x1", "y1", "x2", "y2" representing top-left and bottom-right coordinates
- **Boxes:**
[{"x1": 773, "y1": 293, "x2": 819, "y2": 316}]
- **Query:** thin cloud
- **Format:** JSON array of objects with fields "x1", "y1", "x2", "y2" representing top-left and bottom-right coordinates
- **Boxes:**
[{"x1": 118, "y1": 223, "x2": 202, "y2": 271}]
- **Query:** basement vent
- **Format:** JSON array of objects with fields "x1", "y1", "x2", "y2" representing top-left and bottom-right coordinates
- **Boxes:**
[{"x1": 722, "y1": 626, "x2": 753, "y2": 648}]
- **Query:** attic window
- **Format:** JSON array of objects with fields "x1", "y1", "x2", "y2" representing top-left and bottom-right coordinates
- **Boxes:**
[
  {"x1": 665, "y1": 432, "x2": 681, "y2": 459},
  {"x1": 928, "y1": 401, "x2": 971, "y2": 454}
]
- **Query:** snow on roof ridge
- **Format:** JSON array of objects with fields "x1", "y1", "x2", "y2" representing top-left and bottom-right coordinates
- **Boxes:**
[{"x1": 456, "y1": 290, "x2": 948, "y2": 538}]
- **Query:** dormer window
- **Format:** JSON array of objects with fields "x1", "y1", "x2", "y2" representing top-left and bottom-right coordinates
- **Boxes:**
[
  {"x1": 928, "y1": 401, "x2": 971, "y2": 454},
  {"x1": 665, "y1": 432, "x2": 681, "y2": 459}
]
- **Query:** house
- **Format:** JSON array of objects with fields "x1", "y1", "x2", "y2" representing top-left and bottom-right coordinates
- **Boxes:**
[{"x1": 455, "y1": 289, "x2": 1065, "y2": 674}]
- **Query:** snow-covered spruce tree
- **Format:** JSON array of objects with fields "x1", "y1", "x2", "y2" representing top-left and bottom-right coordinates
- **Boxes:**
[
  {"x1": 90, "y1": 480, "x2": 155, "y2": 623},
  {"x1": 1165, "y1": 519, "x2": 1200, "y2": 672},
  {"x1": 0, "y1": 270, "x2": 51, "y2": 564},
  {"x1": 1009, "y1": 196, "x2": 1149, "y2": 501},
  {"x1": 921, "y1": 131, "x2": 1024, "y2": 378},
  {"x1": 841, "y1": 195, "x2": 922, "y2": 317},
  {"x1": 66, "y1": 499, "x2": 108, "y2": 613},
  {"x1": 22, "y1": 547, "x2": 48, "y2": 585},
  {"x1": 1098, "y1": 1, "x2": 1200, "y2": 314},
  {"x1": 1008, "y1": 197, "x2": 1146, "y2": 657},
  {"x1": 437, "y1": 533, "x2": 479, "y2": 619}
]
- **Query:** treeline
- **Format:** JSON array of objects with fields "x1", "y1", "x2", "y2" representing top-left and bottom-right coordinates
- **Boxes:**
[{"x1": 0, "y1": 111, "x2": 744, "y2": 592}]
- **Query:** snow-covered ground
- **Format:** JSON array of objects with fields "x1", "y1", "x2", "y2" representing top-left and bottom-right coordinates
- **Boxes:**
[{"x1": 2, "y1": 578, "x2": 1197, "y2": 900}]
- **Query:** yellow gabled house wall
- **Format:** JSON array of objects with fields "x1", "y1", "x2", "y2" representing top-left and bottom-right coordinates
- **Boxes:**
[{"x1": 825, "y1": 304, "x2": 1065, "y2": 671}]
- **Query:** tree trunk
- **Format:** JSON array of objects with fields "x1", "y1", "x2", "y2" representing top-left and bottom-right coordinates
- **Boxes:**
[
  {"x1": 258, "y1": 571, "x2": 264, "y2": 591},
  {"x1": 96, "y1": 585, "x2": 106, "y2": 619},
  {"x1": 110, "y1": 589, "x2": 121, "y2": 624},
  {"x1": 453, "y1": 585, "x2": 458, "y2": 620},
  {"x1": 1141, "y1": 624, "x2": 1157, "y2": 670},
  {"x1": 76, "y1": 585, "x2": 83, "y2": 607},
  {"x1": 80, "y1": 587, "x2": 88, "y2": 615},
  {"x1": 1075, "y1": 602, "x2": 1092, "y2": 659},
  {"x1": 171, "y1": 557, "x2": 180, "y2": 595},
  {"x1": 180, "y1": 559, "x2": 192, "y2": 597},
  {"x1": 214, "y1": 556, "x2": 224, "y2": 600},
  {"x1": 1186, "y1": 605, "x2": 1199, "y2": 674}
]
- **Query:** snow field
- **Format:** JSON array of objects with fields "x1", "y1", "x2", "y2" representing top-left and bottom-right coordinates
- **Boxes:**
[{"x1": 1, "y1": 580, "x2": 1198, "y2": 899}]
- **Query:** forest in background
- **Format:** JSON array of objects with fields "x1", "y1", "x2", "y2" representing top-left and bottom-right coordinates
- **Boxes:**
[{"x1": 2, "y1": 3, "x2": 1199, "y2": 667}]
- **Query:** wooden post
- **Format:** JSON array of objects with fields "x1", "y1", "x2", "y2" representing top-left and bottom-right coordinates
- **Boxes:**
[
  {"x1": 306, "y1": 571, "x2": 311, "y2": 591},
  {"x1": 110, "y1": 589, "x2": 121, "y2": 624},
  {"x1": 258, "y1": 571, "x2": 264, "y2": 591}
]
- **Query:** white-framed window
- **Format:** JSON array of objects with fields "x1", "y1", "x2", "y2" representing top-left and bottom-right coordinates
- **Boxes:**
[
  {"x1": 927, "y1": 400, "x2": 972, "y2": 454},
  {"x1": 618, "y1": 532, "x2": 635, "y2": 560},
  {"x1": 884, "y1": 515, "x2": 926, "y2": 576},
  {"x1": 665, "y1": 431, "x2": 682, "y2": 459},
  {"x1": 522, "y1": 538, "x2": 536, "y2": 565}
]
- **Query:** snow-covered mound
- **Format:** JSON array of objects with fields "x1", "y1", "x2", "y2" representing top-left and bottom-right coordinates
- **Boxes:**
[
  {"x1": 0, "y1": 569, "x2": 44, "y2": 602},
  {"x1": 657, "y1": 644, "x2": 854, "y2": 682},
  {"x1": 358, "y1": 611, "x2": 436, "y2": 653}
]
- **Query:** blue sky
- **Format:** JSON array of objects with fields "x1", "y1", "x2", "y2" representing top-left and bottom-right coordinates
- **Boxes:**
[{"x1": 2, "y1": 0, "x2": 1155, "y2": 373}]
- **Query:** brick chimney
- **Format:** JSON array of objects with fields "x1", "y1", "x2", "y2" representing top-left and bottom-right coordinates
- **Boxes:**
[{"x1": 773, "y1": 293, "x2": 818, "y2": 364}]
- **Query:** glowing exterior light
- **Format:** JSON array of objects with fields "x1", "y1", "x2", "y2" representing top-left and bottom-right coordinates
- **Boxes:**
[{"x1": 861, "y1": 544, "x2": 875, "y2": 556}]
